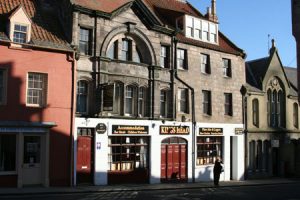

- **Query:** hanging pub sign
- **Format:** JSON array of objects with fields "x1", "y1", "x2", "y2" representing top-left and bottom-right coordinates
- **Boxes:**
[
  {"x1": 160, "y1": 126, "x2": 190, "y2": 135},
  {"x1": 199, "y1": 127, "x2": 223, "y2": 135},
  {"x1": 95, "y1": 123, "x2": 107, "y2": 134},
  {"x1": 112, "y1": 125, "x2": 149, "y2": 134}
]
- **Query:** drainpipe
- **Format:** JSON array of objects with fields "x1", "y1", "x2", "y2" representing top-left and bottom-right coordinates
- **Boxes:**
[
  {"x1": 69, "y1": 49, "x2": 77, "y2": 187},
  {"x1": 241, "y1": 87, "x2": 248, "y2": 180},
  {"x1": 170, "y1": 36, "x2": 176, "y2": 120},
  {"x1": 173, "y1": 36, "x2": 196, "y2": 183}
]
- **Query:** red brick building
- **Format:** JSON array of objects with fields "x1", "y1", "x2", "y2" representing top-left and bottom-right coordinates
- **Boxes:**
[{"x1": 0, "y1": 0, "x2": 75, "y2": 187}]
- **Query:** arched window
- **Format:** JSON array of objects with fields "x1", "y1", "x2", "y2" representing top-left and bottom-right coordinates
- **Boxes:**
[
  {"x1": 267, "y1": 89, "x2": 271, "y2": 126},
  {"x1": 76, "y1": 80, "x2": 88, "y2": 114},
  {"x1": 252, "y1": 99, "x2": 259, "y2": 127},
  {"x1": 293, "y1": 103, "x2": 299, "y2": 128},
  {"x1": 267, "y1": 77, "x2": 285, "y2": 128}
]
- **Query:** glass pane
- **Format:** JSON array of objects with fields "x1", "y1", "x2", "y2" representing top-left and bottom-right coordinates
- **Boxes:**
[
  {"x1": 24, "y1": 136, "x2": 41, "y2": 164},
  {"x1": 0, "y1": 135, "x2": 16, "y2": 171}
]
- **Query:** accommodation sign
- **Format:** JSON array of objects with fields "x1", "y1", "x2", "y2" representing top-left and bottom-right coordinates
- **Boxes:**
[
  {"x1": 160, "y1": 126, "x2": 190, "y2": 135},
  {"x1": 112, "y1": 125, "x2": 148, "y2": 134},
  {"x1": 199, "y1": 128, "x2": 223, "y2": 135}
]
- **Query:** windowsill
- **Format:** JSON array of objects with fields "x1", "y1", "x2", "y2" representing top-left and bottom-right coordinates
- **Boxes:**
[
  {"x1": 9, "y1": 43, "x2": 32, "y2": 51},
  {"x1": 177, "y1": 68, "x2": 188, "y2": 71},
  {"x1": 202, "y1": 113, "x2": 212, "y2": 117},
  {"x1": 223, "y1": 75, "x2": 232, "y2": 79},
  {"x1": 107, "y1": 58, "x2": 148, "y2": 67},
  {"x1": 224, "y1": 114, "x2": 233, "y2": 117},
  {"x1": 201, "y1": 72, "x2": 211, "y2": 75},
  {"x1": 26, "y1": 104, "x2": 45, "y2": 108},
  {"x1": 0, "y1": 171, "x2": 17, "y2": 176}
]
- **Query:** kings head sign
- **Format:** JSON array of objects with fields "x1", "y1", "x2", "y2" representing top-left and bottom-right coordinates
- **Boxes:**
[{"x1": 160, "y1": 126, "x2": 190, "y2": 135}]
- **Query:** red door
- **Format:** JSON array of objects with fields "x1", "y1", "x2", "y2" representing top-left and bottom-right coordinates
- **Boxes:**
[
  {"x1": 161, "y1": 138, "x2": 187, "y2": 182},
  {"x1": 76, "y1": 136, "x2": 92, "y2": 184}
]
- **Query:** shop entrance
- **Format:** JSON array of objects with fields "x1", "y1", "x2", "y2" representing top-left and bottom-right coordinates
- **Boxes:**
[
  {"x1": 22, "y1": 135, "x2": 43, "y2": 186},
  {"x1": 161, "y1": 137, "x2": 187, "y2": 182},
  {"x1": 76, "y1": 128, "x2": 94, "y2": 184}
]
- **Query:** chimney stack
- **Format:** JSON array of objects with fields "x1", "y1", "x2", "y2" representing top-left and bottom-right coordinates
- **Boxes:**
[{"x1": 207, "y1": 0, "x2": 218, "y2": 22}]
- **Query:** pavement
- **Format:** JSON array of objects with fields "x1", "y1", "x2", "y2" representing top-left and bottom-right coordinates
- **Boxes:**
[{"x1": 0, "y1": 178, "x2": 299, "y2": 196}]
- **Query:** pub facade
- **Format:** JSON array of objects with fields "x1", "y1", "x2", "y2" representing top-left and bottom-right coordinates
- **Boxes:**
[{"x1": 61, "y1": 0, "x2": 246, "y2": 185}]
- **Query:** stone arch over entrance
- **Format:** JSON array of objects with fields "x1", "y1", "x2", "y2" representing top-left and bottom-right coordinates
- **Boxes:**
[
  {"x1": 100, "y1": 24, "x2": 157, "y2": 65},
  {"x1": 161, "y1": 137, "x2": 187, "y2": 182}
]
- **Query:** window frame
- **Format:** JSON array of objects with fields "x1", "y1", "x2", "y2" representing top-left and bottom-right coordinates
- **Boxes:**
[
  {"x1": 160, "y1": 46, "x2": 170, "y2": 68},
  {"x1": 196, "y1": 136, "x2": 223, "y2": 165},
  {"x1": 79, "y1": 27, "x2": 92, "y2": 56},
  {"x1": 0, "y1": 68, "x2": 7, "y2": 105},
  {"x1": 108, "y1": 136, "x2": 149, "y2": 171},
  {"x1": 224, "y1": 93, "x2": 232, "y2": 116},
  {"x1": 252, "y1": 99, "x2": 259, "y2": 127},
  {"x1": 125, "y1": 85, "x2": 137, "y2": 116},
  {"x1": 200, "y1": 54, "x2": 210, "y2": 74},
  {"x1": 121, "y1": 39, "x2": 132, "y2": 61},
  {"x1": 177, "y1": 48, "x2": 187, "y2": 70},
  {"x1": 13, "y1": 24, "x2": 28, "y2": 43},
  {"x1": 76, "y1": 80, "x2": 89, "y2": 114},
  {"x1": 293, "y1": 103, "x2": 298, "y2": 128},
  {"x1": 222, "y1": 58, "x2": 232, "y2": 77},
  {"x1": 138, "y1": 87, "x2": 147, "y2": 117},
  {"x1": 202, "y1": 90, "x2": 211, "y2": 115},
  {"x1": 178, "y1": 88, "x2": 189, "y2": 114},
  {"x1": 26, "y1": 72, "x2": 48, "y2": 107},
  {"x1": 0, "y1": 134, "x2": 17, "y2": 174}
]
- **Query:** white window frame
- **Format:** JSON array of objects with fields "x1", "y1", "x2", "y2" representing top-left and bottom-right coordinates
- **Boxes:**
[
  {"x1": 125, "y1": 85, "x2": 137, "y2": 116},
  {"x1": 177, "y1": 49, "x2": 187, "y2": 70},
  {"x1": 200, "y1": 54, "x2": 210, "y2": 74},
  {"x1": 202, "y1": 90, "x2": 211, "y2": 115},
  {"x1": 26, "y1": 72, "x2": 47, "y2": 107},
  {"x1": 76, "y1": 80, "x2": 89, "y2": 114},
  {"x1": 222, "y1": 58, "x2": 231, "y2": 77},
  {"x1": 13, "y1": 23, "x2": 28, "y2": 43}
]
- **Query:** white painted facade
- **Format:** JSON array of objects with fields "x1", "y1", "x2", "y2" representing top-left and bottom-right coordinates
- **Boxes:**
[{"x1": 74, "y1": 118, "x2": 244, "y2": 185}]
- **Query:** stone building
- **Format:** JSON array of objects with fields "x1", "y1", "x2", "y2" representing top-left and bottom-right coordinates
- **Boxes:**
[
  {"x1": 57, "y1": 0, "x2": 246, "y2": 185},
  {"x1": 292, "y1": 0, "x2": 300, "y2": 94},
  {"x1": 243, "y1": 40, "x2": 300, "y2": 179}
]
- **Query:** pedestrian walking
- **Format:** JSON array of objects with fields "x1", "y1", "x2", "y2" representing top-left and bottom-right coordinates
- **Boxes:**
[{"x1": 213, "y1": 158, "x2": 223, "y2": 186}]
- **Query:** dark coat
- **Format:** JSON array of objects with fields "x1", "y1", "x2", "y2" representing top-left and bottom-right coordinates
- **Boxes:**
[{"x1": 213, "y1": 160, "x2": 223, "y2": 174}]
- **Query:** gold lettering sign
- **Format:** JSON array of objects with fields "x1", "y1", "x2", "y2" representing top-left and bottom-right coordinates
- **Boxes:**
[
  {"x1": 235, "y1": 128, "x2": 244, "y2": 135},
  {"x1": 160, "y1": 126, "x2": 190, "y2": 135},
  {"x1": 112, "y1": 125, "x2": 149, "y2": 134},
  {"x1": 199, "y1": 128, "x2": 223, "y2": 135}
]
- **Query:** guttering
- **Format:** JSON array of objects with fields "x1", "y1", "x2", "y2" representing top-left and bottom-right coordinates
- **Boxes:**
[{"x1": 173, "y1": 36, "x2": 196, "y2": 183}]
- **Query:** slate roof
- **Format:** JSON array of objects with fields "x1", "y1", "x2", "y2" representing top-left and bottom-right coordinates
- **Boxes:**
[
  {"x1": 71, "y1": 0, "x2": 245, "y2": 57},
  {"x1": 71, "y1": 0, "x2": 133, "y2": 13},
  {"x1": 0, "y1": 0, "x2": 71, "y2": 51},
  {"x1": 246, "y1": 53, "x2": 298, "y2": 96}
]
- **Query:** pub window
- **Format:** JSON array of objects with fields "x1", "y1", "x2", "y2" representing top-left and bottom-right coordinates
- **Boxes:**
[
  {"x1": 177, "y1": 49, "x2": 187, "y2": 70},
  {"x1": 222, "y1": 58, "x2": 232, "y2": 77},
  {"x1": 202, "y1": 90, "x2": 211, "y2": 115},
  {"x1": 252, "y1": 99, "x2": 259, "y2": 127},
  {"x1": 178, "y1": 88, "x2": 189, "y2": 113},
  {"x1": 108, "y1": 136, "x2": 149, "y2": 171},
  {"x1": 196, "y1": 136, "x2": 222, "y2": 165},
  {"x1": 201, "y1": 54, "x2": 210, "y2": 74},
  {"x1": 79, "y1": 27, "x2": 92, "y2": 55},
  {"x1": 293, "y1": 103, "x2": 298, "y2": 128},
  {"x1": 121, "y1": 39, "x2": 132, "y2": 61},
  {"x1": 160, "y1": 46, "x2": 170, "y2": 68},
  {"x1": 138, "y1": 87, "x2": 148, "y2": 117},
  {"x1": 0, "y1": 134, "x2": 16, "y2": 172},
  {"x1": 224, "y1": 93, "x2": 232, "y2": 116},
  {"x1": 76, "y1": 80, "x2": 88, "y2": 114},
  {"x1": 102, "y1": 82, "x2": 124, "y2": 115},
  {"x1": 107, "y1": 40, "x2": 118, "y2": 59},
  {"x1": 125, "y1": 85, "x2": 137, "y2": 116}
]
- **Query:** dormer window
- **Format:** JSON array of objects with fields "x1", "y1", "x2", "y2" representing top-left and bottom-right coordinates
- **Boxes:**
[
  {"x1": 13, "y1": 24, "x2": 27, "y2": 43},
  {"x1": 8, "y1": 6, "x2": 32, "y2": 44},
  {"x1": 184, "y1": 15, "x2": 218, "y2": 44}
]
